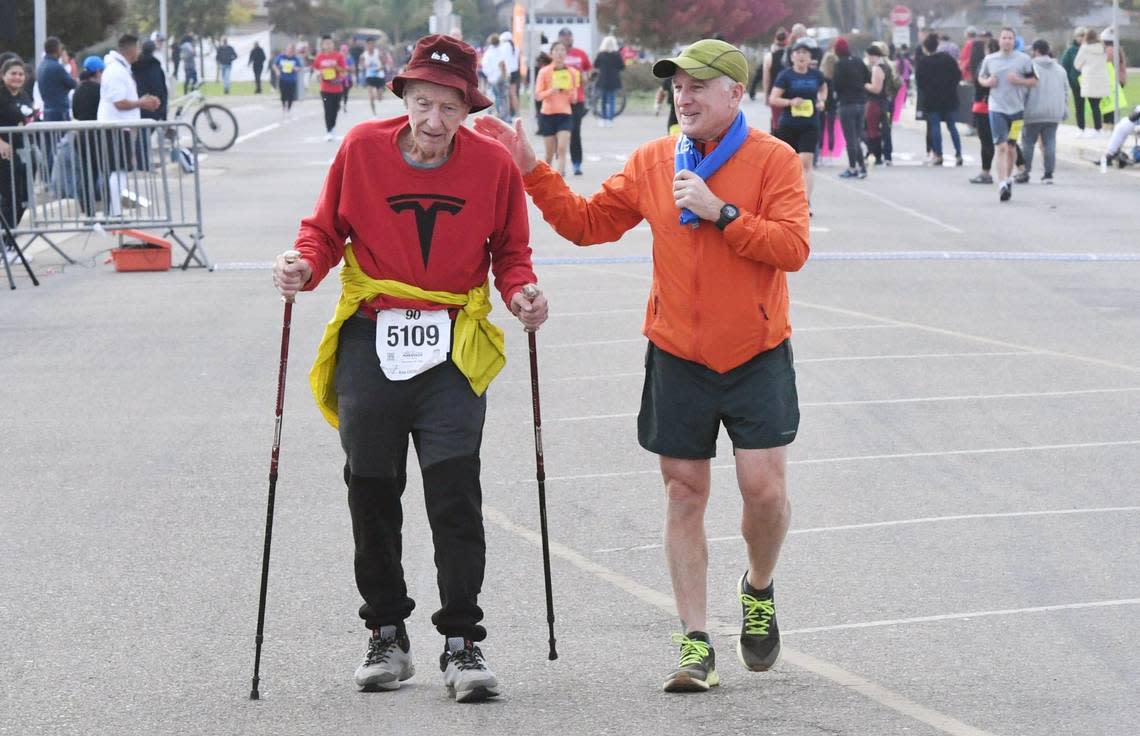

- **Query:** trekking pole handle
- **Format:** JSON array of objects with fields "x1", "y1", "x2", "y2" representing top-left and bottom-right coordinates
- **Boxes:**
[
  {"x1": 522, "y1": 284, "x2": 540, "y2": 300},
  {"x1": 282, "y1": 250, "x2": 301, "y2": 304}
]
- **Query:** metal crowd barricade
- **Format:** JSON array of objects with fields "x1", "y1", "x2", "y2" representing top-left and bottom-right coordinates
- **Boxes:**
[{"x1": 0, "y1": 119, "x2": 209, "y2": 286}]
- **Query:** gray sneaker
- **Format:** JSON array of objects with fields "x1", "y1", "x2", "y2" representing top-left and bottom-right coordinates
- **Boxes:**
[
  {"x1": 440, "y1": 637, "x2": 500, "y2": 703},
  {"x1": 353, "y1": 625, "x2": 415, "y2": 691}
]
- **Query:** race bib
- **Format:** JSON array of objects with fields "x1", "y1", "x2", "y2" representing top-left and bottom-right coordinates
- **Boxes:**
[
  {"x1": 280, "y1": 60, "x2": 295, "y2": 73},
  {"x1": 376, "y1": 308, "x2": 451, "y2": 381},
  {"x1": 552, "y1": 69, "x2": 572, "y2": 90},
  {"x1": 321, "y1": 67, "x2": 338, "y2": 81},
  {"x1": 1008, "y1": 119, "x2": 1024, "y2": 141},
  {"x1": 790, "y1": 99, "x2": 814, "y2": 118}
]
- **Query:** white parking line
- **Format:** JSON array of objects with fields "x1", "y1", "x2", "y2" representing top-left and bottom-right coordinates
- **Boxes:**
[
  {"x1": 498, "y1": 371, "x2": 644, "y2": 386},
  {"x1": 820, "y1": 176, "x2": 966, "y2": 234},
  {"x1": 543, "y1": 337, "x2": 644, "y2": 348},
  {"x1": 497, "y1": 351, "x2": 1038, "y2": 385},
  {"x1": 233, "y1": 121, "x2": 280, "y2": 146},
  {"x1": 555, "y1": 308, "x2": 644, "y2": 317},
  {"x1": 484, "y1": 506, "x2": 996, "y2": 736},
  {"x1": 543, "y1": 386, "x2": 1140, "y2": 422},
  {"x1": 801, "y1": 386, "x2": 1140, "y2": 407},
  {"x1": 794, "y1": 300, "x2": 1140, "y2": 375},
  {"x1": 791, "y1": 439, "x2": 1140, "y2": 466},
  {"x1": 781, "y1": 598, "x2": 1140, "y2": 637},
  {"x1": 795, "y1": 323, "x2": 905, "y2": 332},
  {"x1": 595, "y1": 506, "x2": 1140, "y2": 552},
  {"x1": 565, "y1": 266, "x2": 1139, "y2": 376},
  {"x1": 522, "y1": 439, "x2": 1140, "y2": 483}
]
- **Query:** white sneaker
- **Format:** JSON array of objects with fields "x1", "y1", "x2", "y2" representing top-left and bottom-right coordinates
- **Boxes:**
[
  {"x1": 324, "y1": 132, "x2": 334, "y2": 141},
  {"x1": 440, "y1": 637, "x2": 500, "y2": 703},
  {"x1": 353, "y1": 626, "x2": 415, "y2": 691},
  {"x1": 3, "y1": 246, "x2": 31, "y2": 265}
]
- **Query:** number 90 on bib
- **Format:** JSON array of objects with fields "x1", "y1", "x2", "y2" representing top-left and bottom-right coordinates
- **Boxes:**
[{"x1": 376, "y1": 308, "x2": 452, "y2": 381}]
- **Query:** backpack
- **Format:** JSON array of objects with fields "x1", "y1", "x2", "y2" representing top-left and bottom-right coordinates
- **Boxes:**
[{"x1": 881, "y1": 60, "x2": 901, "y2": 102}]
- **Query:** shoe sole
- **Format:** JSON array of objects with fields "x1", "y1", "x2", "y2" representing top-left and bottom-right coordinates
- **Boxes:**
[
  {"x1": 448, "y1": 684, "x2": 501, "y2": 703},
  {"x1": 662, "y1": 669, "x2": 720, "y2": 693},
  {"x1": 736, "y1": 639, "x2": 781, "y2": 672},
  {"x1": 355, "y1": 664, "x2": 415, "y2": 691}
]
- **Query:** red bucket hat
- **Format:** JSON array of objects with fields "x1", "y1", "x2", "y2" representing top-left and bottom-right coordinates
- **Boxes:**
[{"x1": 389, "y1": 34, "x2": 493, "y2": 113}]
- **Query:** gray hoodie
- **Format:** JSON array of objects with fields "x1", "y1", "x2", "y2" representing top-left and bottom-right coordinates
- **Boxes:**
[{"x1": 1024, "y1": 56, "x2": 1069, "y2": 124}]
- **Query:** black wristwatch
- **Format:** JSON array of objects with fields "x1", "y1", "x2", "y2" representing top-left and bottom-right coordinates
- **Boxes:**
[{"x1": 714, "y1": 203, "x2": 740, "y2": 231}]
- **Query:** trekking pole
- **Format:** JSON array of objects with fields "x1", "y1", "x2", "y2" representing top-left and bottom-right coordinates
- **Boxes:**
[
  {"x1": 522, "y1": 284, "x2": 558, "y2": 661},
  {"x1": 250, "y1": 250, "x2": 301, "y2": 700}
]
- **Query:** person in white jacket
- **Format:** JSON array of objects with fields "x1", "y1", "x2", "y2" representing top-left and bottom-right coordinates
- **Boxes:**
[
  {"x1": 1074, "y1": 28, "x2": 1109, "y2": 135},
  {"x1": 1020, "y1": 40, "x2": 1069, "y2": 182}
]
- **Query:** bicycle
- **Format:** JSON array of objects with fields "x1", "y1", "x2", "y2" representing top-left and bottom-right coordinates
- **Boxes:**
[
  {"x1": 169, "y1": 87, "x2": 239, "y2": 151},
  {"x1": 585, "y1": 78, "x2": 627, "y2": 120}
]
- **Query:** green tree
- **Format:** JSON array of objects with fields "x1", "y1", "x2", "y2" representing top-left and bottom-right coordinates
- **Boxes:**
[
  {"x1": 267, "y1": 0, "x2": 316, "y2": 37},
  {"x1": 1021, "y1": 0, "x2": 1092, "y2": 32},
  {"x1": 267, "y1": 0, "x2": 351, "y2": 37},
  {"x1": 358, "y1": 0, "x2": 430, "y2": 45},
  {"x1": 128, "y1": 0, "x2": 254, "y2": 39},
  {"x1": 5, "y1": 0, "x2": 125, "y2": 58},
  {"x1": 599, "y1": 0, "x2": 795, "y2": 48}
]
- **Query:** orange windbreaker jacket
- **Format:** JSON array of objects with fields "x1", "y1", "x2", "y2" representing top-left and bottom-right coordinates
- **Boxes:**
[{"x1": 522, "y1": 128, "x2": 810, "y2": 373}]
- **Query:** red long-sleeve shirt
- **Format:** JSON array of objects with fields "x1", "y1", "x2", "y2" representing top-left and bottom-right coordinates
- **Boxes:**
[{"x1": 295, "y1": 116, "x2": 536, "y2": 313}]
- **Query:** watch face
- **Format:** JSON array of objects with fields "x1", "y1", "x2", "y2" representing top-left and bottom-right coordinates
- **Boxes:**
[{"x1": 723, "y1": 205, "x2": 739, "y2": 218}]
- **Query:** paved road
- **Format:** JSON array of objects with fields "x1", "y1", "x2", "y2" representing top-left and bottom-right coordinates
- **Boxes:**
[{"x1": 3, "y1": 91, "x2": 1138, "y2": 736}]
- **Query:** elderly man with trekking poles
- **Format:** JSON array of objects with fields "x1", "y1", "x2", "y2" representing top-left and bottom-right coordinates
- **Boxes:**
[{"x1": 262, "y1": 34, "x2": 548, "y2": 704}]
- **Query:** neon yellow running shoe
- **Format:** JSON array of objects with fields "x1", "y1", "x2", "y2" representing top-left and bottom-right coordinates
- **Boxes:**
[
  {"x1": 663, "y1": 632, "x2": 720, "y2": 692},
  {"x1": 737, "y1": 572, "x2": 781, "y2": 671}
]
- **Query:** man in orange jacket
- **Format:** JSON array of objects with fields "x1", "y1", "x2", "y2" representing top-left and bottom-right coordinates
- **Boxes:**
[{"x1": 476, "y1": 38, "x2": 810, "y2": 693}]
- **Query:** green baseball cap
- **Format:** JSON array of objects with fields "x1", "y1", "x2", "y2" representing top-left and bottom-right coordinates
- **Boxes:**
[{"x1": 652, "y1": 39, "x2": 750, "y2": 85}]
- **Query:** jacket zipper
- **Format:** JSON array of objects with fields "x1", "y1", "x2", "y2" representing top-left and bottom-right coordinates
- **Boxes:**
[{"x1": 691, "y1": 225, "x2": 702, "y2": 359}]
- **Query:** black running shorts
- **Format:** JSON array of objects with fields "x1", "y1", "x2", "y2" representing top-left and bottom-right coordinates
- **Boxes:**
[
  {"x1": 775, "y1": 124, "x2": 820, "y2": 154},
  {"x1": 638, "y1": 340, "x2": 800, "y2": 459},
  {"x1": 538, "y1": 113, "x2": 573, "y2": 136}
]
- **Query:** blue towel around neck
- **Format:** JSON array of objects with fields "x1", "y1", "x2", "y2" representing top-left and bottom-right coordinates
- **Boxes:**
[{"x1": 674, "y1": 111, "x2": 748, "y2": 226}]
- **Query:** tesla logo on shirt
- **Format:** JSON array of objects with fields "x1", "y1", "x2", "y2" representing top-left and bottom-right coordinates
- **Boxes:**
[{"x1": 387, "y1": 194, "x2": 466, "y2": 267}]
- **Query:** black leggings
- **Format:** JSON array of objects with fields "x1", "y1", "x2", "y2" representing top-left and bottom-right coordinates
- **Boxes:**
[
  {"x1": 321, "y1": 91, "x2": 342, "y2": 132},
  {"x1": 0, "y1": 159, "x2": 28, "y2": 246},
  {"x1": 279, "y1": 78, "x2": 297, "y2": 109},
  {"x1": 1086, "y1": 97, "x2": 1103, "y2": 130}
]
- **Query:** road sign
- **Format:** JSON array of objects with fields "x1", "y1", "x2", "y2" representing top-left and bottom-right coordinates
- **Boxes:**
[
  {"x1": 891, "y1": 5, "x2": 912, "y2": 26},
  {"x1": 892, "y1": 25, "x2": 911, "y2": 48}
]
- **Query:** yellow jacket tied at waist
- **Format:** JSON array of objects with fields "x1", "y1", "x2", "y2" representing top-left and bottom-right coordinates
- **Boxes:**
[{"x1": 310, "y1": 246, "x2": 506, "y2": 428}]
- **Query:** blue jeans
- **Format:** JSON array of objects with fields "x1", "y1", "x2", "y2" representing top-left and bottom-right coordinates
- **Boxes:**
[
  {"x1": 1020, "y1": 122, "x2": 1057, "y2": 176},
  {"x1": 492, "y1": 79, "x2": 510, "y2": 121},
  {"x1": 926, "y1": 109, "x2": 961, "y2": 158},
  {"x1": 221, "y1": 64, "x2": 232, "y2": 93},
  {"x1": 601, "y1": 88, "x2": 617, "y2": 120}
]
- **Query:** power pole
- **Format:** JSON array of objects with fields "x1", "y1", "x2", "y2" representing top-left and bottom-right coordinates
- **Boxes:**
[
  {"x1": 34, "y1": 0, "x2": 46, "y2": 61},
  {"x1": 160, "y1": 0, "x2": 169, "y2": 70},
  {"x1": 1112, "y1": 0, "x2": 1120, "y2": 124},
  {"x1": 588, "y1": 0, "x2": 598, "y2": 53}
]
